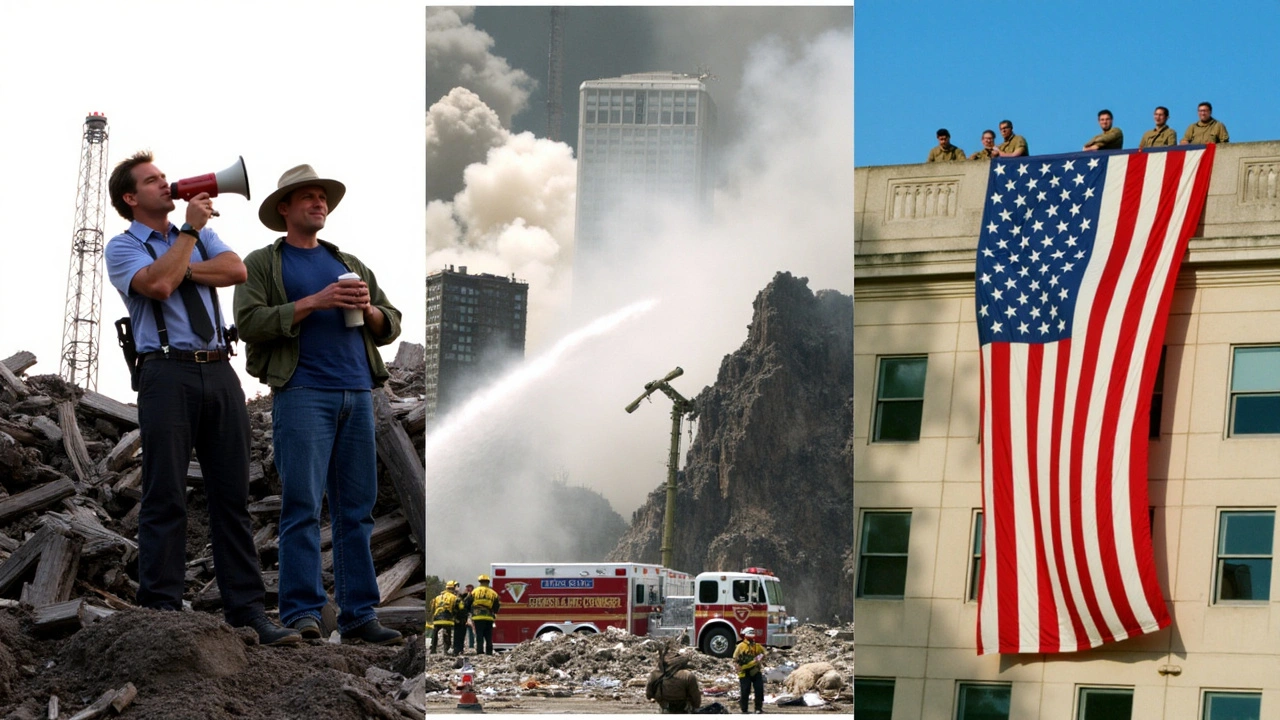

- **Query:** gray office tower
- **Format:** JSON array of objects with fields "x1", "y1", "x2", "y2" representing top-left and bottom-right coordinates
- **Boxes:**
[
  {"x1": 573, "y1": 72, "x2": 716, "y2": 277},
  {"x1": 424, "y1": 266, "x2": 529, "y2": 422}
]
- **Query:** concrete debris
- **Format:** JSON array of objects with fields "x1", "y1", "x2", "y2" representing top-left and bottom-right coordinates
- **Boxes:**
[{"x1": 420, "y1": 622, "x2": 853, "y2": 713}]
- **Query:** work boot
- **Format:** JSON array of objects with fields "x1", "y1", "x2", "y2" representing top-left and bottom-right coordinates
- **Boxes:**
[
  {"x1": 245, "y1": 615, "x2": 303, "y2": 646},
  {"x1": 290, "y1": 616, "x2": 322, "y2": 640},
  {"x1": 342, "y1": 619, "x2": 405, "y2": 645}
]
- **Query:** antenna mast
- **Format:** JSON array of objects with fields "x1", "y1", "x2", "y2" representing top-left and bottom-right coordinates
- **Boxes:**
[
  {"x1": 546, "y1": 7, "x2": 565, "y2": 141},
  {"x1": 59, "y1": 112, "x2": 110, "y2": 391}
]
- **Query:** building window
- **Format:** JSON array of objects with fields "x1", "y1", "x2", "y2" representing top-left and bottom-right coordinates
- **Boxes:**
[
  {"x1": 854, "y1": 678, "x2": 894, "y2": 720},
  {"x1": 1229, "y1": 346, "x2": 1280, "y2": 435},
  {"x1": 1203, "y1": 691, "x2": 1261, "y2": 720},
  {"x1": 1215, "y1": 510, "x2": 1274, "y2": 602},
  {"x1": 968, "y1": 511, "x2": 983, "y2": 602},
  {"x1": 956, "y1": 683, "x2": 1010, "y2": 720},
  {"x1": 874, "y1": 356, "x2": 927, "y2": 442},
  {"x1": 1150, "y1": 346, "x2": 1167, "y2": 439},
  {"x1": 1078, "y1": 687, "x2": 1133, "y2": 720},
  {"x1": 857, "y1": 511, "x2": 911, "y2": 598}
]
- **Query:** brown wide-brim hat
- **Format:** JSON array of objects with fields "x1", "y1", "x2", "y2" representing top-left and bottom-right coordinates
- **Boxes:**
[{"x1": 258, "y1": 164, "x2": 347, "y2": 232}]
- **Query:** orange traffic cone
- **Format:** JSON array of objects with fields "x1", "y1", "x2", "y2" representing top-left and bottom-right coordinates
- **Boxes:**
[{"x1": 457, "y1": 668, "x2": 483, "y2": 712}]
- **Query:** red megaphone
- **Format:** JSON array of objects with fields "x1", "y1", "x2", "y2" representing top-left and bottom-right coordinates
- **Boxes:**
[{"x1": 170, "y1": 156, "x2": 251, "y2": 202}]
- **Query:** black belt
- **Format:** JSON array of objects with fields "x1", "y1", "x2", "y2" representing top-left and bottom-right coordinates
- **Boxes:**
[{"x1": 140, "y1": 349, "x2": 229, "y2": 363}]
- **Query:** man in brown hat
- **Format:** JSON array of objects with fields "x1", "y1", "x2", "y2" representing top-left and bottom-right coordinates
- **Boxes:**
[{"x1": 233, "y1": 164, "x2": 403, "y2": 645}]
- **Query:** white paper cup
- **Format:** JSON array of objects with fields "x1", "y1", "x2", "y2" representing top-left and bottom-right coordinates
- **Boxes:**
[{"x1": 337, "y1": 272, "x2": 364, "y2": 327}]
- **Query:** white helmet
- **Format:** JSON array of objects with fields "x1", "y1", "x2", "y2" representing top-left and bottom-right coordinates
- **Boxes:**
[{"x1": 742, "y1": 627, "x2": 756, "y2": 638}]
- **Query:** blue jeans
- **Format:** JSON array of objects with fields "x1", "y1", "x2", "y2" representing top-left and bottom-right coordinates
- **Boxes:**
[{"x1": 272, "y1": 388, "x2": 380, "y2": 632}]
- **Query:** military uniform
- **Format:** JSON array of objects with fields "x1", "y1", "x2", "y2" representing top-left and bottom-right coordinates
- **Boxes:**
[
  {"x1": 1139, "y1": 125, "x2": 1177, "y2": 148},
  {"x1": 1086, "y1": 127, "x2": 1124, "y2": 150},
  {"x1": 927, "y1": 144, "x2": 967, "y2": 162},
  {"x1": 1182, "y1": 118, "x2": 1229, "y2": 144},
  {"x1": 998, "y1": 134, "x2": 1029, "y2": 156},
  {"x1": 646, "y1": 653, "x2": 702, "y2": 713},
  {"x1": 969, "y1": 148, "x2": 995, "y2": 161}
]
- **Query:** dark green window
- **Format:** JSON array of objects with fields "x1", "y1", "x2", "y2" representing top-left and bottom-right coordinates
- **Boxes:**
[
  {"x1": 858, "y1": 512, "x2": 911, "y2": 598},
  {"x1": 1203, "y1": 691, "x2": 1261, "y2": 720},
  {"x1": 1078, "y1": 687, "x2": 1132, "y2": 720},
  {"x1": 875, "y1": 356, "x2": 927, "y2": 441},
  {"x1": 1216, "y1": 511, "x2": 1274, "y2": 602},
  {"x1": 957, "y1": 683, "x2": 1010, "y2": 720},
  {"x1": 1229, "y1": 346, "x2": 1280, "y2": 435},
  {"x1": 855, "y1": 678, "x2": 895, "y2": 720}
]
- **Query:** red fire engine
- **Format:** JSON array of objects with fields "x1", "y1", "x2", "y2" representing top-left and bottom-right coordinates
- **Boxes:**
[{"x1": 488, "y1": 563, "x2": 796, "y2": 658}]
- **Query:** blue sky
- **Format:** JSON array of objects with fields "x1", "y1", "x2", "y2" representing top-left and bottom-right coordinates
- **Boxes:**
[{"x1": 855, "y1": 1, "x2": 1280, "y2": 167}]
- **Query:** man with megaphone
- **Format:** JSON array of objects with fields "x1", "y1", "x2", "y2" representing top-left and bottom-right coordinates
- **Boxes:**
[
  {"x1": 104, "y1": 151, "x2": 302, "y2": 646},
  {"x1": 234, "y1": 164, "x2": 404, "y2": 645}
]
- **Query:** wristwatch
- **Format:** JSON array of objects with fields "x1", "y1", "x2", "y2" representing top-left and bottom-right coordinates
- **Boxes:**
[
  {"x1": 184, "y1": 266, "x2": 193, "y2": 282},
  {"x1": 179, "y1": 223, "x2": 200, "y2": 238}
]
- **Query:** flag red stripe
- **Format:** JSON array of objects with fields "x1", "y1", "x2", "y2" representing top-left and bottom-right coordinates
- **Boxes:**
[
  {"x1": 990, "y1": 342, "x2": 1020, "y2": 649},
  {"x1": 1025, "y1": 344, "x2": 1060, "y2": 649}
]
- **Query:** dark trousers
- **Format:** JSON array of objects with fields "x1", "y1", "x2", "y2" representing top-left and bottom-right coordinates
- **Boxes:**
[
  {"x1": 739, "y1": 672, "x2": 763, "y2": 713},
  {"x1": 452, "y1": 618, "x2": 468, "y2": 654},
  {"x1": 431, "y1": 624, "x2": 453, "y2": 653},
  {"x1": 136, "y1": 359, "x2": 264, "y2": 625},
  {"x1": 474, "y1": 619, "x2": 494, "y2": 654}
]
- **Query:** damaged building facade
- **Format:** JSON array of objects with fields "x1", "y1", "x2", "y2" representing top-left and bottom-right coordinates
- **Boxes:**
[
  {"x1": 424, "y1": 266, "x2": 529, "y2": 423},
  {"x1": 854, "y1": 142, "x2": 1280, "y2": 719}
]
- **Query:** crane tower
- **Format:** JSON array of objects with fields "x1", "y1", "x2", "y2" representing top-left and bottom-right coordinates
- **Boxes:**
[{"x1": 59, "y1": 112, "x2": 110, "y2": 391}]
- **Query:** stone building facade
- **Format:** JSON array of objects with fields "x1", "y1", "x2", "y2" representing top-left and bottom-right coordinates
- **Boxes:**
[{"x1": 854, "y1": 142, "x2": 1280, "y2": 719}]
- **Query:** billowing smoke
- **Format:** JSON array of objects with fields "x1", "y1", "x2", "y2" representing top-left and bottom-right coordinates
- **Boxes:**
[
  {"x1": 426, "y1": 87, "x2": 510, "y2": 201},
  {"x1": 426, "y1": 7, "x2": 535, "y2": 128},
  {"x1": 426, "y1": 114, "x2": 576, "y2": 350},
  {"x1": 424, "y1": 25, "x2": 852, "y2": 581}
]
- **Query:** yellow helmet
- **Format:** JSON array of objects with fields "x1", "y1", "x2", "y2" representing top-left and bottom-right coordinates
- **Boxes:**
[
  {"x1": 446, "y1": 580, "x2": 459, "y2": 588},
  {"x1": 478, "y1": 574, "x2": 491, "y2": 582}
]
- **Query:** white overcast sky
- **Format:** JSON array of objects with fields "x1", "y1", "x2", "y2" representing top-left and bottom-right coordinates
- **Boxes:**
[{"x1": 0, "y1": 1, "x2": 425, "y2": 401}]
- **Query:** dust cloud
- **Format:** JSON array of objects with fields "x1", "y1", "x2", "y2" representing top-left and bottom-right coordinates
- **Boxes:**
[{"x1": 424, "y1": 21, "x2": 851, "y2": 579}]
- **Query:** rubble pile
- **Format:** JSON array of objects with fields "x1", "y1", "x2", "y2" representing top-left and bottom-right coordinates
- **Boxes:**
[
  {"x1": 419, "y1": 623, "x2": 853, "y2": 713},
  {"x1": 0, "y1": 346, "x2": 429, "y2": 719}
]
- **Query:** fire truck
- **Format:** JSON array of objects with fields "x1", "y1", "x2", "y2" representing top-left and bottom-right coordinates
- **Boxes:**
[{"x1": 488, "y1": 563, "x2": 796, "y2": 658}]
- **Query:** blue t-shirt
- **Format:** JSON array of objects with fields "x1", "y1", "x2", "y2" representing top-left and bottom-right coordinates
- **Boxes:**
[{"x1": 280, "y1": 243, "x2": 372, "y2": 390}]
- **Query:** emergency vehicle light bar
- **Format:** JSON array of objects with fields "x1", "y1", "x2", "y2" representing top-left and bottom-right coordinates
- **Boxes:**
[{"x1": 743, "y1": 567, "x2": 775, "y2": 576}]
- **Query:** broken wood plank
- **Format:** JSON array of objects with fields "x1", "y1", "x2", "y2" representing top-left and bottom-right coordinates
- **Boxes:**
[
  {"x1": 0, "y1": 417, "x2": 47, "y2": 447},
  {"x1": 373, "y1": 389, "x2": 425, "y2": 552},
  {"x1": 57, "y1": 401, "x2": 95, "y2": 485},
  {"x1": 67, "y1": 686, "x2": 119, "y2": 720},
  {"x1": 47, "y1": 695, "x2": 58, "y2": 720},
  {"x1": 248, "y1": 495, "x2": 282, "y2": 515},
  {"x1": 185, "y1": 460, "x2": 265, "y2": 485},
  {"x1": 28, "y1": 531, "x2": 81, "y2": 606},
  {"x1": 112, "y1": 467, "x2": 142, "y2": 501},
  {"x1": 77, "y1": 390, "x2": 138, "y2": 429},
  {"x1": 0, "y1": 477, "x2": 77, "y2": 525},
  {"x1": 385, "y1": 581, "x2": 427, "y2": 604},
  {"x1": 44, "y1": 509, "x2": 138, "y2": 560},
  {"x1": 0, "y1": 525, "x2": 56, "y2": 597},
  {"x1": 376, "y1": 554, "x2": 422, "y2": 604},
  {"x1": 96, "y1": 429, "x2": 141, "y2": 474},
  {"x1": 375, "y1": 605, "x2": 425, "y2": 632},
  {"x1": 110, "y1": 683, "x2": 137, "y2": 714},
  {"x1": 31, "y1": 598, "x2": 86, "y2": 635},
  {"x1": 75, "y1": 580, "x2": 137, "y2": 611},
  {"x1": 0, "y1": 361, "x2": 29, "y2": 397},
  {"x1": 402, "y1": 401, "x2": 426, "y2": 435},
  {"x1": 1, "y1": 351, "x2": 36, "y2": 376}
]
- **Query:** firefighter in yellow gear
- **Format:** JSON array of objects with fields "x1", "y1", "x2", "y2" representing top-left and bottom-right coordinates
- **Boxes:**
[
  {"x1": 430, "y1": 581, "x2": 460, "y2": 654},
  {"x1": 733, "y1": 627, "x2": 767, "y2": 714},
  {"x1": 466, "y1": 574, "x2": 502, "y2": 655}
]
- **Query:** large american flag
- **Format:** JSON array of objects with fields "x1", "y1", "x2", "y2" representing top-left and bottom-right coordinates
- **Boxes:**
[{"x1": 975, "y1": 146, "x2": 1215, "y2": 655}]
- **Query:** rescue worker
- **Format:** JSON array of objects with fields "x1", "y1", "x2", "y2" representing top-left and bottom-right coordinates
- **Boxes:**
[
  {"x1": 467, "y1": 574, "x2": 502, "y2": 655},
  {"x1": 733, "y1": 627, "x2": 766, "y2": 714},
  {"x1": 451, "y1": 582, "x2": 471, "y2": 655},
  {"x1": 646, "y1": 650, "x2": 703, "y2": 713},
  {"x1": 430, "y1": 580, "x2": 460, "y2": 654}
]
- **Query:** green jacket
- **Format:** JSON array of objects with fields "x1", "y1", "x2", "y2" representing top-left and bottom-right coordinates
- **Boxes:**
[{"x1": 233, "y1": 237, "x2": 401, "y2": 389}]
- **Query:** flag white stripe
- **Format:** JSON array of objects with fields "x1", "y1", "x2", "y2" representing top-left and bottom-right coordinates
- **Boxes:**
[
  {"x1": 1036, "y1": 342, "x2": 1075, "y2": 650},
  {"x1": 1007, "y1": 343, "x2": 1039, "y2": 650}
]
